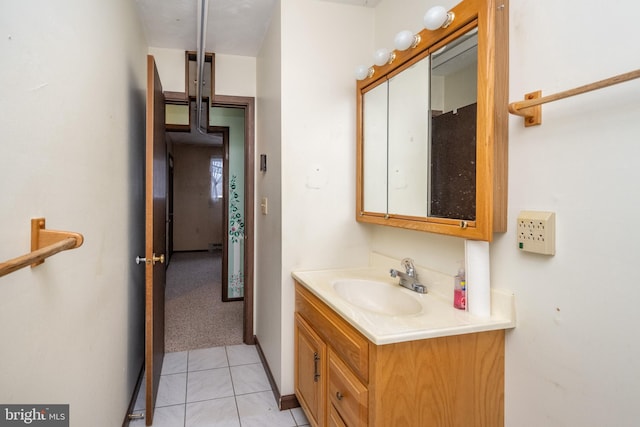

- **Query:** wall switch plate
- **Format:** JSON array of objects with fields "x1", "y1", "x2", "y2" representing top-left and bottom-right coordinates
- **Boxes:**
[
  {"x1": 517, "y1": 211, "x2": 555, "y2": 255},
  {"x1": 260, "y1": 197, "x2": 268, "y2": 215}
]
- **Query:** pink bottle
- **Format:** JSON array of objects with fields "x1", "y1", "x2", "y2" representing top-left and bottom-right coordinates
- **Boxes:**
[{"x1": 453, "y1": 267, "x2": 466, "y2": 310}]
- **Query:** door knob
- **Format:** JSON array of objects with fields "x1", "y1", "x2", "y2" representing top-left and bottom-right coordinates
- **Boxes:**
[{"x1": 135, "y1": 253, "x2": 165, "y2": 265}]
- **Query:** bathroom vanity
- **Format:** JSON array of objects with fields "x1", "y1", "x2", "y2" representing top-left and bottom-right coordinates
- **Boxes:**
[
  {"x1": 293, "y1": 266, "x2": 515, "y2": 427},
  {"x1": 294, "y1": 0, "x2": 513, "y2": 422}
]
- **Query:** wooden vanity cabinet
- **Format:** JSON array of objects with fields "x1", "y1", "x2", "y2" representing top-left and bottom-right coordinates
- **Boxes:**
[
  {"x1": 294, "y1": 281, "x2": 505, "y2": 427},
  {"x1": 295, "y1": 312, "x2": 326, "y2": 427}
]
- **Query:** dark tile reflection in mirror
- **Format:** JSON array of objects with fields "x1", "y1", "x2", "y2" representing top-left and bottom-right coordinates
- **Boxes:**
[{"x1": 430, "y1": 103, "x2": 477, "y2": 220}]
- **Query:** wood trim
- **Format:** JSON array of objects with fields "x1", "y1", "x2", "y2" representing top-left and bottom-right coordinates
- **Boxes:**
[
  {"x1": 164, "y1": 91, "x2": 188, "y2": 104},
  {"x1": 280, "y1": 394, "x2": 301, "y2": 411},
  {"x1": 185, "y1": 51, "x2": 215, "y2": 102},
  {"x1": 212, "y1": 95, "x2": 255, "y2": 344},
  {"x1": 492, "y1": 0, "x2": 509, "y2": 232},
  {"x1": 255, "y1": 336, "x2": 301, "y2": 411},
  {"x1": 207, "y1": 126, "x2": 239, "y2": 303}
]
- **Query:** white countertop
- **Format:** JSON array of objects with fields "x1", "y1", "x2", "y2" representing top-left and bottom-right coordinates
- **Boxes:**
[{"x1": 292, "y1": 266, "x2": 515, "y2": 345}]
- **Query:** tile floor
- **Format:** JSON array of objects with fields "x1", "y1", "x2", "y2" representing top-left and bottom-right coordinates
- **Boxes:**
[{"x1": 131, "y1": 344, "x2": 310, "y2": 427}]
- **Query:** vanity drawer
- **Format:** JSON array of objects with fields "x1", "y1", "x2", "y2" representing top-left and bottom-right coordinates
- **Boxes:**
[
  {"x1": 295, "y1": 282, "x2": 369, "y2": 382},
  {"x1": 329, "y1": 404, "x2": 348, "y2": 427},
  {"x1": 328, "y1": 349, "x2": 368, "y2": 427}
]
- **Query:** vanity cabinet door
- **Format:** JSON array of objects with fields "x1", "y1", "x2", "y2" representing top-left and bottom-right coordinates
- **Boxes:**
[
  {"x1": 295, "y1": 313, "x2": 326, "y2": 427},
  {"x1": 328, "y1": 349, "x2": 368, "y2": 427}
]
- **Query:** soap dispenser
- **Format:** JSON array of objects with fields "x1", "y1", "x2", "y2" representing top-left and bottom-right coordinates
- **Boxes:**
[{"x1": 454, "y1": 264, "x2": 466, "y2": 310}]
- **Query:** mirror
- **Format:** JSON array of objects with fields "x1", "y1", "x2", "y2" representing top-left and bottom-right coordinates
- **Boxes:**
[
  {"x1": 429, "y1": 29, "x2": 477, "y2": 221},
  {"x1": 356, "y1": 0, "x2": 508, "y2": 241},
  {"x1": 388, "y1": 55, "x2": 430, "y2": 217}
]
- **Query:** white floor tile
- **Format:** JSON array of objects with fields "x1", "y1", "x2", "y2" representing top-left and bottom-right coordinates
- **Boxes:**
[
  {"x1": 230, "y1": 363, "x2": 271, "y2": 395},
  {"x1": 156, "y1": 373, "x2": 188, "y2": 407},
  {"x1": 187, "y1": 368, "x2": 234, "y2": 403},
  {"x1": 189, "y1": 347, "x2": 229, "y2": 371},
  {"x1": 291, "y1": 407, "x2": 310, "y2": 426},
  {"x1": 185, "y1": 397, "x2": 240, "y2": 427},
  {"x1": 236, "y1": 391, "x2": 297, "y2": 427},
  {"x1": 226, "y1": 344, "x2": 260, "y2": 366},
  {"x1": 130, "y1": 404, "x2": 185, "y2": 427},
  {"x1": 163, "y1": 351, "x2": 189, "y2": 375},
  {"x1": 132, "y1": 345, "x2": 306, "y2": 427}
]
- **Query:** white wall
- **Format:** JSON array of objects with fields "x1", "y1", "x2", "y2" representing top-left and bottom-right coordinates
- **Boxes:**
[
  {"x1": 0, "y1": 0, "x2": 148, "y2": 425},
  {"x1": 215, "y1": 55, "x2": 257, "y2": 97},
  {"x1": 369, "y1": 0, "x2": 640, "y2": 426},
  {"x1": 255, "y1": 0, "x2": 284, "y2": 393},
  {"x1": 148, "y1": 47, "x2": 186, "y2": 92},
  {"x1": 503, "y1": 1, "x2": 640, "y2": 425},
  {"x1": 272, "y1": 0, "x2": 374, "y2": 395}
]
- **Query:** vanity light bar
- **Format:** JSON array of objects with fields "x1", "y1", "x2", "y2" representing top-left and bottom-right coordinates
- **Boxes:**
[{"x1": 354, "y1": 4, "x2": 455, "y2": 81}]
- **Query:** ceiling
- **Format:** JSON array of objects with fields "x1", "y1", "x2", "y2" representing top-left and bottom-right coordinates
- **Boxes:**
[{"x1": 134, "y1": 0, "x2": 381, "y2": 57}]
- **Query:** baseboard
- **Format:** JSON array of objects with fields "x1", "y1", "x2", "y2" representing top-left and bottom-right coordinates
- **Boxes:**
[
  {"x1": 254, "y1": 335, "x2": 300, "y2": 411},
  {"x1": 122, "y1": 362, "x2": 145, "y2": 427}
]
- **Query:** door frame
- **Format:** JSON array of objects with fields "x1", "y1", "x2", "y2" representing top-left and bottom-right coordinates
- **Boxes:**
[
  {"x1": 167, "y1": 154, "x2": 174, "y2": 266},
  {"x1": 211, "y1": 95, "x2": 255, "y2": 344},
  {"x1": 206, "y1": 126, "x2": 234, "y2": 302}
]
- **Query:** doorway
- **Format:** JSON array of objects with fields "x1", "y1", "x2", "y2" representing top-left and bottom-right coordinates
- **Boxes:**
[{"x1": 166, "y1": 96, "x2": 254, "y2": 350}]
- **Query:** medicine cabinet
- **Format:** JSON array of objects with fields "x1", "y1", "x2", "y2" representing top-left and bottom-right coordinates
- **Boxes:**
[{"x1": 356, "y1": 0, "x2": 509, "y2": 241}]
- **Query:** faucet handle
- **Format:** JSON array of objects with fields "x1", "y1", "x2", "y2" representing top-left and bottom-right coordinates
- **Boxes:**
[
  {"x1": 401, "y1": 258, "x2": 416, "y2": 275},
  {"x1": 389, "y1": 268, "x2": 398, "y2": 278}
]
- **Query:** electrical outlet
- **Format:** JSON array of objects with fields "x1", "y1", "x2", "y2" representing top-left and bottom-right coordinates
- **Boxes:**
[{"x1": 517, "y1": 211, "x2": 555, "y2": 255}]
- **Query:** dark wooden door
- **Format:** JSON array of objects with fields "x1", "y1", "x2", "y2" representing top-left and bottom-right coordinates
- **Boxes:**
[{"x1": 144, "y1": 55, "x2": 167, "y2": 426}]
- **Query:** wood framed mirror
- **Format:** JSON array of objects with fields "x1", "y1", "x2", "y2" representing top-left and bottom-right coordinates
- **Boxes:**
[{"x1": 356, "y1": 0, "x2": 509, "y2": 241}]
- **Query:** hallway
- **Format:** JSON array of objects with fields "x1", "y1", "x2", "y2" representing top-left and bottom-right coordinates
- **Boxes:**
[{"x1": 165, "y1": 252, "x2": 243, "y2": 352}]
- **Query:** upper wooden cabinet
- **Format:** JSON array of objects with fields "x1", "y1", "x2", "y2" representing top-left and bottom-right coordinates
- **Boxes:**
[{"x1": 356, "y1": 0, "x2": 509, "y2": 241}]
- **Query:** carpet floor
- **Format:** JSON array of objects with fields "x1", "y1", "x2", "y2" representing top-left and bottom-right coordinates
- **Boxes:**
[{"x1": 164, "y1": 251, "x2": 244, "y2": 352}]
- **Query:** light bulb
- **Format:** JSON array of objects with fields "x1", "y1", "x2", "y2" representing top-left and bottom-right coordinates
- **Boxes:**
[
  {"x1": 373, "y1": 48, "x2": 391, "y2": 66},
  {"x1": 355, "y1": 64, "x2": 371, "y2": 80},
  {"x1": 394, "y1": 30, "x2": 416, "y2": 51},
  {"x1": 424, "y1": 5, "x2": 454, "y2": 30}
]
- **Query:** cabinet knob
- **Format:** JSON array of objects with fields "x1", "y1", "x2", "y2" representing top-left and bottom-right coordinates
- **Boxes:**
[{"x1": 336, "y1": 391, "x2": 344, "y2": 401}]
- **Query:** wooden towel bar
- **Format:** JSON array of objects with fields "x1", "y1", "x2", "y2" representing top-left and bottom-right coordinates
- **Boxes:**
[
  {"x1": 0, "y1": 218, "x2": 84, "y2": 278},
  {"x1": 509, "y1": 68, "x2": 640, "y2": 127}
]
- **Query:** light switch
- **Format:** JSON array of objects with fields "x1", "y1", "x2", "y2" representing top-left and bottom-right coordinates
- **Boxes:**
[{"x1": 261, "y1": 197, "x2": 268, "y2": 215}]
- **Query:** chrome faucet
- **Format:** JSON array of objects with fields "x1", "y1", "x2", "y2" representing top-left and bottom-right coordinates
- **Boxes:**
[{"x1": 390, "y1": 258, "x2": 426, "y2": 294}]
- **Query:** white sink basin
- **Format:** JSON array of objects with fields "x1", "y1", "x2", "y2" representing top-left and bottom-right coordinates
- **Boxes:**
[{"x1": 332, "y1": 279, "x2": 423, "y2": 316}]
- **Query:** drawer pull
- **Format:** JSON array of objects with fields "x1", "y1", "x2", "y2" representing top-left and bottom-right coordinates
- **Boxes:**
[
  {"x1": 314, "y1": 352, "x2": 320, "y2": 382},
  {"x1": 336, "y1": 391, "x2": 344, "y2": 401}
]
